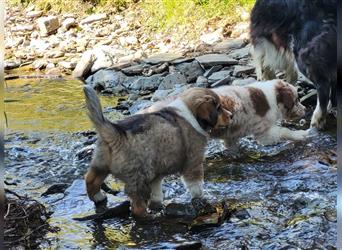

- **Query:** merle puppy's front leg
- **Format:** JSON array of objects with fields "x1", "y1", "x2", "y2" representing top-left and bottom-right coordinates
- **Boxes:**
[
  {"x1": 181, "y1": 164, "x2": 204, "y2": 199},
  {"x1": 149, "y1": 177, "x2": 164, "y2": 211}
]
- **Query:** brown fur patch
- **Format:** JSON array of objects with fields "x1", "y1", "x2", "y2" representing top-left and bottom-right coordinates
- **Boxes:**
[
  {"x1": 275, "y1": 81, "x2": 295, "y2": 110},
  {"x1": 248, "y1": 87, "x2": 270, "y2": 116},
  {"x1": 219, "y1": 95, "x2": 236, "y2": 113},
  {"x1": 180, "y1": 88, "x2": 231, "y2": 128}
]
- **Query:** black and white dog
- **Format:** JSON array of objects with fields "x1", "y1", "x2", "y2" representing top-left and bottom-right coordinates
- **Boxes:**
[{"x1": 250, "y1": 0, "x2": 336, "y2": 130}]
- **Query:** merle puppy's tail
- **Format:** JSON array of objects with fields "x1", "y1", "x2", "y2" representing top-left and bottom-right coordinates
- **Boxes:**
[{"x1": 83, "y1": 85, "x2": 118, "y2": 144}]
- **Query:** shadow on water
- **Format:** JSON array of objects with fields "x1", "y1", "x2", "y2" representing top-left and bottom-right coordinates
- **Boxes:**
[{"x1": 5, "y1": 75, "x2": 337, "y2": 249}]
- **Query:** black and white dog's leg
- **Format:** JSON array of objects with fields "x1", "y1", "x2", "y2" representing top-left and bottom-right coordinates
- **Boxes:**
[
  {"x1": 310, "y1": 84, "x2": 330, "y2": 130},
  {"x1": 252, "y1": 38, "x2": 277, "y2": 81}
]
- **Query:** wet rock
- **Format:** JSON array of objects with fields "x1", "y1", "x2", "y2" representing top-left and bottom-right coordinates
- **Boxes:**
[
  {"x1": 233, "y1": 65, "x2": 255, "y2": 77},
  {"x1": 85, "y1": 70, "x2": 127, "y2": 93},
  {"x1": 158, "y1": 72, "x2": 187, "y2": 90},
  {"x1": 203, "y1": 65, "x2": 223, "y2": 78},
  {"x1": 174, "y1": 241, "x2": 202, "y2": 250},
  {"x1": 212, "y1": 38, "x2": 248, "y2": 52},
  {"x1": 128, "y1": 74, "x2": 164, "y2": 91},
  {"x1": 62, "y1": 17, "x2": 77, "y2": 30},
  {"x1": 174, "y1": 60, "x2": 204, "y2": 83},
  {"x1": 152, "y1": 89, "x2": 171, "y2": 101},
  {"x1": 144, "y1": 52, "x2": 184, "y2": 64},
  {"x1": 143, "y1": 62, "x2": 169, "y2": 76},
  {"x1": 122, "y1": 64, "x2": 145, "y2": 76},
  {"x1": 195, "y1": 76, "x2": 209, "y2": 88},
  {"x1": 80, "y1": 13, "x2": 107, "y2": 25},
  {"x1": 41, "y1": 183, "x2": 69, "y2": 196},
  {"x1": 26, "y1": 10, "x2": 43, "y2": 18},
  {"x1": 195, "y1": 54, "x2": 238, "y2": 68},
  {"x1": 165, "y1": 202, "x2": 197, "y2": 219},
  {"x1": 4, "y1": 60, "x2": 22, "y2": 70},
  {"x1": 37, "y1": 16, "x2": 59, "y2": 36},
  {"x1": 200, "y1": 28, "x2": 223, "y2": 45},
  {"x1": 210, "y1": 75, "x2": 232, "y2": 87},
  {"x1": 208, "y1": 70, "x2": 231, "y2": 84},
  {"x1": 129, "y1": 99, "x2": 153, "y2": 114},
  {"x1": 231, "y1": 77, "x2": 256, "y2": 86},
  {"x1": 229, "y1": 45, "x2": 251, "y2": 59},
  {"x1": 76, "y1": 144, "x2": 95, "y2": 161}
]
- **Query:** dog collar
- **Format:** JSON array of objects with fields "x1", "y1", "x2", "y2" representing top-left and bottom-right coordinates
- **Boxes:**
[{"x1": 167, "y1": 99, "x2": 209, "y2": 138}]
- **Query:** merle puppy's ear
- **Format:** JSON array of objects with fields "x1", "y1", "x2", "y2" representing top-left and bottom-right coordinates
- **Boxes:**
[
  {"x1": 195, "y1": 95, "x2": 218, "y2": 128},
  {"x1": 276, "y1": 82, "x2": 295, "y2": 109}
]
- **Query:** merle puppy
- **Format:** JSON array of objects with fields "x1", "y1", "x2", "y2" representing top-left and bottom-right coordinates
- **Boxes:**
[{"x1": 250, "y1": 0, "x2": 336, "y2": 130}]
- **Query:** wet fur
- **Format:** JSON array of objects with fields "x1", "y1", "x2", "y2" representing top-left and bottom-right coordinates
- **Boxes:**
[
  {"x1": 211, "y1": 80, "x2": 308, "y2": 146},
  {"x1": 83, "y1": 86, "x2": 231, "y2": 216}
]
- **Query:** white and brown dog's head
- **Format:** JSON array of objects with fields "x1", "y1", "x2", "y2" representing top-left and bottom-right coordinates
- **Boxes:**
[
  {"x1": 275, "y1": 80, "x2": 306, "y2": 120},
  {"x1": 179, "y1": 87, "x2": 233, "y2": 131}
]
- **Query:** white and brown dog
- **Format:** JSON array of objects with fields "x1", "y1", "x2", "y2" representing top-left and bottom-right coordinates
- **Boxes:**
[
  {"x1": 142, "y1": 80, "x2": 311, "y2": 148},
  {"x1": 210, "y1": 79, "x2": 310, "y2": 147},
  {"x1": 83, "y1": 86, "x2": 232, "y2": 217}
]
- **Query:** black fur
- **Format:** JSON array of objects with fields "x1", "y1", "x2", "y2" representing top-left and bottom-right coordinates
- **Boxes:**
[{"x1": 250, "y1": 0, "x2": 336, "y2": 129}]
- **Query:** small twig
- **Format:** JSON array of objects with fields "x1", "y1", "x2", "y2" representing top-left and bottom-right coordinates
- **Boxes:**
[
  {"x1": 5, "y1": 204, "x2": 11, "y2": 218},
  {"x1": 4, "y1": 224, "x2": 48, "y2": 245},
  {"x1": 5, "y1": 189, "x2": 24, "y2": 199}
]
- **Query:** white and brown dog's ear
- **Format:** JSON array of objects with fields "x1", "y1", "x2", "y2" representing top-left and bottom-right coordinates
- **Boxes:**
[{"x1": 275, "y1": 80, "x2": 295, "y2": 110}]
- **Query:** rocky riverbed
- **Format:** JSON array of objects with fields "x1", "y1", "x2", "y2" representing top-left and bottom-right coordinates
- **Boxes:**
[{"x1": 5, "y1": 3, "x2": 337, "y2": 250}]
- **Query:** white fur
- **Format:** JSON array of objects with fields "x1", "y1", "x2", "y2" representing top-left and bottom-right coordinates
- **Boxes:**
[
  {"x1": 150, "y1": 178, "x2": 163, "y2": 203},
  {"x1": 213, "y1": 80, "x2": 309, "y2": 146},
  {"x1": 93, "y1": 191, "x2": 107, "y2": 203},
  {"x1": 181, "y1": 177, "x2": 203, "y2": 198},
  {"x1": 310, "y1": 97, "x2": 325, "y2": 129},
  {"x1": 168, "y1": 99, "x2": 208, "y2": 137},
  {"x1": 253, "y1": 38, "x2": 298, "y2": 84}
]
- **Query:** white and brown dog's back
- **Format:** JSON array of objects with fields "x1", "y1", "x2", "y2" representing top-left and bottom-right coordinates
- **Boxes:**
[
  {"x1": 211, "y1": 79, "x2": 309, "y2": 146},
  {"x1": 141, "y1": 80, "x2": 310, "y2": 148}
]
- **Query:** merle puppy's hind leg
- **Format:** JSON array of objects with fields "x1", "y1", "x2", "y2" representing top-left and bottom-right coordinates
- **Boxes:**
[
  {"x1": 310, "y1": 84, "x2": 330, "y2": 130},
  {"x1": 85, "y1": 166, "x2": 109, "y2": 204}
]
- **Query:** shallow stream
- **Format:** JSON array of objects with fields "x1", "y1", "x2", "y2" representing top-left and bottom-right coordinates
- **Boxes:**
[{"x1": 5, "y1": 74, "x2": 337, "y2": 249}]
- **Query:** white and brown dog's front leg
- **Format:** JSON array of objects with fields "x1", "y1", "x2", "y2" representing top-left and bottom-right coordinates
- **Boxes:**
[
  {"x1": 181, "y1": 164, "x2": 204, "y2": 199},
  {"x1": 257, "y1": 126, "x2": 311, "y2": 145}
]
